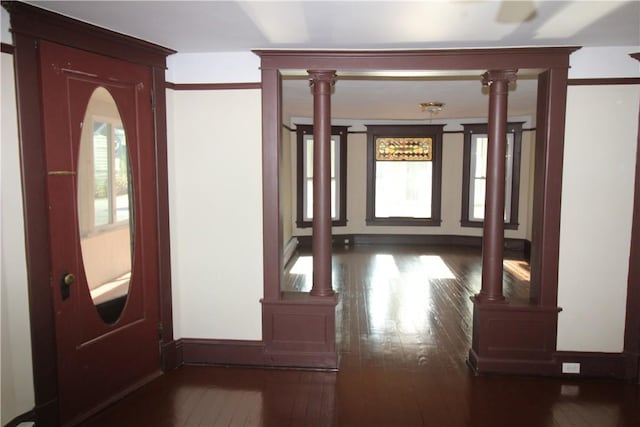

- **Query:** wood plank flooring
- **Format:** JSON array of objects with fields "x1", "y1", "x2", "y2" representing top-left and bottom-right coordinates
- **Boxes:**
[{"x1": 78, "y1": 245, "x2": 640, "y2": 427}]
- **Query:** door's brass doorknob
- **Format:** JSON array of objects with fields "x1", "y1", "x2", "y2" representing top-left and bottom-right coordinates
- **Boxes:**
[
  {"x1": 60, "y1": 271, "x2": 75, "y2": 301},
  {"x1": 63, "y1": 273, "x2": 76, "y2": 286}
]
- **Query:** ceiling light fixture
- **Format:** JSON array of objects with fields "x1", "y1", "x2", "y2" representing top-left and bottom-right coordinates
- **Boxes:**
[{"x1": 420, "y1": 101, "x2": 445, "y2": 121}]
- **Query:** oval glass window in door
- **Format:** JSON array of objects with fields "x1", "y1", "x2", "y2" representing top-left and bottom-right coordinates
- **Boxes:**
[{"x1": 77, "y1": 87, "x2": 134, "y2": 324}]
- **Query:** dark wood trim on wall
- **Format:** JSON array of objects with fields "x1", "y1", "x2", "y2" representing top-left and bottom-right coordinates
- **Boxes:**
[
  {"x1": 180, "y1": 339, "x2": 266, "y2": 366},
  {"x1": 165, "y1": 82, "x2": 261, "y2": 90},
  {"x1": 624, "y1": 52, "x2": 640, "y2": 384},
  {"x1": 3, "y1": 2, "x2": 175, "y2": 424},
  {"x1": 553, "y1": 352, "x2": 629, "y2": 380},
  {"x1": 1, "y1": 41, "x2": 14, "y2": 53},
  {"x1": 295, "y1": 233, "x2": 528, "y2": 255},
  {"x1": 176, "y1": 342, "x2": 631, "y2": 381},
  {"x1": 468, "y1": 349, "x2": 630, "y2": 380},
  {"x1": 529, "y1": 67, "x2": 570, "y2": 308},
  {"x1": 2, "y1": 2, "x2": 174, "y2": 67},
  {"x1": 524, "y1": 239, "x2": 532, "y2": 261},
  {"x1": 254, "y1": 47, "x2": 578, "y2": 71},
  {"x1": 8, "y1": 24, "x2": 61, "y2": 427},
  {"x1": 180, "y1": 336, "x2": 338, "y2": 370},
  {"x1": 152, "y1": 67, "x2": 179, "y2": 372},
  {"x1": 568, "y1": 77, "x2": 640, "y2": 86}
]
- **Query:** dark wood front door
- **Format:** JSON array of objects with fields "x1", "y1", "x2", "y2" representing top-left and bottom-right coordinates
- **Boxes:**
[{"x1": 40, "y1": 40, "x2": 161, "y2": 425}]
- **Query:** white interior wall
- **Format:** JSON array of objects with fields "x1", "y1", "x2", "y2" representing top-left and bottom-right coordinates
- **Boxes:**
[
  {"x1": 1, "y1": 51, "x2": 35, "y2": 425},
  {"x1": 557, "y1": 84, "x2": 639, "y2": 352},
  {"x1": 569, "y1": 47, "x2": 640, "y2": 79},
  {"x1": 167, "y1": 88, "x2": 263, "y2": 341},
  {"x1": 166, "y1": 52, "x2": 260, "y2": 84},
  {"x1": 554, "y1": 46, "x2": 639, "y2": 352}
]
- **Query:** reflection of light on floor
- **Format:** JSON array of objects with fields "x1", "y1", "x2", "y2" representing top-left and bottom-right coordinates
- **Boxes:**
[
  {"x1": 290, "y1": 254, "x2": 454, "y2": 334},
  {"x1": 368, "y1": 254, "x2": 397, "y2": 332},
  {"x1": 560, "y1": 384, "x2": 580, "y2": 397},
  {"x1": 288, "y1": 256, "x2": 339, "y2": 292},
  {"x1": 397, "y1": 271, "x2": 431, "y2": 334},
  {"x1": 372, "y1": 254, "x2": 399, "y2": 277},
  {"x1": 419, "y1": 255, "x2": 456, "y2": 279},
  {"x1": 503, "y1": 260, "x2": 531, "y2": 281},
  {"x1": 90, "y1": 272, "x2": 130, "y2": 305},
  {"x1": 290, "y1": 255, "x2": 313, "y2": 276}
]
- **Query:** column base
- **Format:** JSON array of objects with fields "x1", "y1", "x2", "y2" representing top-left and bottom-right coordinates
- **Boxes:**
[
  {"x1": 468, "y1": 298, "x2": 560, "y2": 376},
  {"x1": 261, "y1": 292, "x2": 338, "y2": 369},
  {"x1": 473, "y1": 293, "x2": 506, "y2": 304},
  {"x1": 310, "y1": 288, "x2": 335, "y2": 297}
]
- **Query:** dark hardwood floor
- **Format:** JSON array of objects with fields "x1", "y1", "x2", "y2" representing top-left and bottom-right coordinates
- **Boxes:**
[{"x1": 78, "y1": 245, "x2": 640, "y2": 427}]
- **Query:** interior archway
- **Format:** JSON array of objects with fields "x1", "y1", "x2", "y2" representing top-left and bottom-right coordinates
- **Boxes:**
[{"x1": 256, "y1": 48, "x2": 576, "y2": 373}]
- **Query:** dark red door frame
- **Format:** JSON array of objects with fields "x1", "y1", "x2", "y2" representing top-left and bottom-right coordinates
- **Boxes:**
[{"x1": 3, "y1": 2, "x2": 176, "y2": 425}]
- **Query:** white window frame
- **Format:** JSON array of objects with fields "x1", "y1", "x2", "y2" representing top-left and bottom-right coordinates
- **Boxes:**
[{"x1": 90, "y1": 116, "x2": 131, "y2": 233}]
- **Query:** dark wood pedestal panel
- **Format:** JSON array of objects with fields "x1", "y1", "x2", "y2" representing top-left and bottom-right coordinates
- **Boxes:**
[
  {"x1": 469, "y1": 300, "x2": 560, "y2": 375},
  {"x1": 262, "y1": 292, "x2": 338, "y2": 369}
]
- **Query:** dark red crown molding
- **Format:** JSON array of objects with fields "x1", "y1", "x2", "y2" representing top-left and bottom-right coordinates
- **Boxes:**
[
  {"x1": 253, "y1": 47, "x2": 579, "y2": 71},
  {"x1": 2, "y1": 1, "x2": 175, "y2": 67},
  {"x1": 568, "y1": 77, "x2": 640, "y2": 86}
]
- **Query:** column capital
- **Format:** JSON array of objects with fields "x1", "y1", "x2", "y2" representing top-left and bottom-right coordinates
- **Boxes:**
[
  {"x1": 308, "y1": 70, "x2": 337, "y2": 87},
  {"x1": 482, "y1": 69, "x2": 518, "y2": 87}
]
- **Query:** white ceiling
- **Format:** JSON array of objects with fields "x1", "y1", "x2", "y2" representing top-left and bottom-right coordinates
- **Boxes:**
[
  {"x1": 27, "y1": 1, "x2": 640, "y2": 52},
  {"x1": 24, "y1": 1, "x2": 640, "y2": 122}
]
